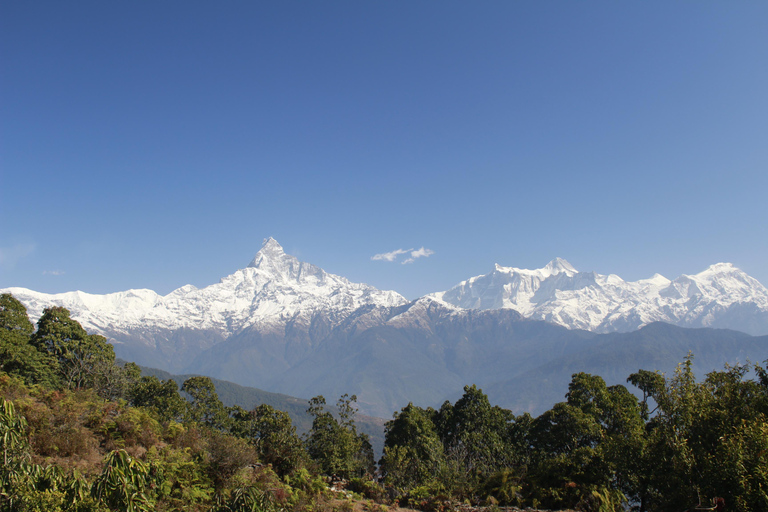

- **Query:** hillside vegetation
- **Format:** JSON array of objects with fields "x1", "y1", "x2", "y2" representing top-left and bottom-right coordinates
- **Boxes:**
[
  {"x1": 137, "y1": 365, "x2": 387, "y2": 457},
  {"x1": 1, "y1": 293, "x2": 767, "y2": 512}
]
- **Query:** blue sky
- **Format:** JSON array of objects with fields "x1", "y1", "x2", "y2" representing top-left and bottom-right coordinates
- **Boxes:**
[{"x1": 1, "y1": 1, "x2": 767, "y2": 300}]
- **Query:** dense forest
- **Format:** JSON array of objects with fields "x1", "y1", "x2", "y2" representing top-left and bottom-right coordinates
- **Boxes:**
[{"x1": 1, "y1": 293, "x2": 766, "y2": 512}]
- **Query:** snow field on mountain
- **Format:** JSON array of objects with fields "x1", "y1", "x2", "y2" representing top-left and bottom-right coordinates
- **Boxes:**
[{"x1": 3, "y1": 239, "x2": 768, "y2": 339}]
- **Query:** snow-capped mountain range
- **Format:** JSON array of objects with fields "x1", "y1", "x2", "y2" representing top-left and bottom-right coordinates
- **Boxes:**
[
  {"x1": 4, "y1": 238, "x2": 407, "y2": 336},
  {"x1": 430, "y1": 257, "x2": 768, "y2": 335},
  {"x1": 4, "y1": 238, "x2": 768, "y2": 338},
  {"x1": 3, "y1": 237, "x2": 768, "y2": 416}
]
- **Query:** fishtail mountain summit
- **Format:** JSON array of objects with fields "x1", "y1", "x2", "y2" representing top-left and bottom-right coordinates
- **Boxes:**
[{"x1": 4, "y1": 238, "x2": 768, "y2": 416}]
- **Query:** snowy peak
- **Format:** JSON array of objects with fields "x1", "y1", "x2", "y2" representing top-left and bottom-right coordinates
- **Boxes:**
[
  {"x1": 493, "y1": 257, "x2": 577, "y2": 278},
  {"x1": 437, "y1": 260, "x2": 768, "y2": 335},
  {"x1": 703, "y1": 262, "x2": 736, "y2": 273},
  {"x1": 693, "y1": 262, "x2": 752, "y2": 286},
  {"x1": 248, "y1": 237, "x2": 287, "y2": 267},
  {"x1": 662, "y1": 263, "x2": 763, "y2": 304},
  {"x1": 3, "y1": 244, "x2": 767, "y2": 344},
  {"x1": 245, "y1": 237, "x2": 323, "y2": 285},
  {"x1": 543, "y1": 257, "x2": 577, "y2": 276},
  {"x1": 436, "y1": 258, "x2": 584, "y2": 313},
  {"x1": 247, "y1": 237, "x2": 300, "y2": 274},
  {"x1": 3, "y1": 238, "x2": 408, "y2": 337}
]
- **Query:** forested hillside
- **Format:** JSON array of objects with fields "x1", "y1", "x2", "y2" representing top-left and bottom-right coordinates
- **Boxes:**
[
  {"x1": 137, "y1": 365, "x2": 387, "y2": 456},
  {"x1": 2, "y1": 292, "x2": 767, "y2": 512}
]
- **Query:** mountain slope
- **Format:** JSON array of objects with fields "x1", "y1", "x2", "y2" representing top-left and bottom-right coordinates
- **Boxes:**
[
  {"x1": 178, "y1": 297, "x2": 768, "y2": 417},
  {"x1": 137, "y1": 364, "x2": 387, "y2": 456},
  {"x1": 485, "y1": 323, "x2": 768, "y2": 415},
  {"x1": 3, "y1": 241, "x2": 768, "y2": 417},
  {"x1": 431, "y1": 259, "x2": 768, "y2": 335},
  {"x1": 3, "y1": 238, "x2": 407, "y2": 372}
]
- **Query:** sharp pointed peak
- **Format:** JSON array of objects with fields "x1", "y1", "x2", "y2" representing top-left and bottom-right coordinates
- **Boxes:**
[
  {"x1": 261, "y1": 237, "x2": 284, "y2": 252},
  {"x1": 247, "y1": 237, "x2": 292, "y2": 268},
  {"x1": 543, "y1": 257, "x2": 577, "y2": 274}
]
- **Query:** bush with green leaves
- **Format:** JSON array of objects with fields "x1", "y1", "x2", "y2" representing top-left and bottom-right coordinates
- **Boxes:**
[{"x1": 305, "y1": 395, "x2": 374, "y2": 480}]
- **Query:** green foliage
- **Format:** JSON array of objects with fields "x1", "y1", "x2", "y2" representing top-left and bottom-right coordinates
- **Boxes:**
[
  {"x1": 91, "y1": 449, "x2": 159, "y2": 512},
  {"x1": 182, "y1": 376, "x2": 229, "y2": 429},
  {"x1": 92, "y1": 360, "x2": 141, "y2": 403},
  {"x1": 230, "y1": 403, "x2": 307, "y2": 477},
  {"x1": 283, "y1": 467, "x2": 327, "y2": 497},
  {"x1": 524, "y1": 373, "x2": 644, "y2": 510},
  {"x1": 130, "y1": 376, "x2": 186, "y2": 422},
  {"x1": 0, "y1": 397, "x2": 29, "y2": 466},
  {"x1": 305, "y1": 395, "x2": 374, "y2": 479},
  {"x1": 0, "y1": 294, "x2": 59, "y2": 387},
  {"x1": 209, "y1": 485, "x2": 281, "y2": 512},
  {"x1": 479, "y1": 469, "x2": 523, "y2": 507},
  {"x1": 0, "y1": 294, "x2": 34, "y2": 337},
  {"x1": 31, "y1": 307, "x2": 117, "y2": 391},
  {"x1": 205, "y1": 429, "x2": 259, "y2": 487},
  {"x1": 347, "y1": 477, "x2": 386, "y2": 502},
  {"x1": 626, "y1": 357, "x2": 768, "y2": 511},
  {"x1": 0, "y1": 400, "x2": 103, "y2": 511},
  {"x1": 145, "y1": 445, "x2": 214, "y2": 510},
  {"x1": 101, "y1": 407, "x2": 163, "y2": 451},
  {"x1": 434, "y1": 385, "x2": 515, "y2": 482},
  {"x1": 24, "y1": 388, "x2": 103, "y2": 459},
  {"x1": 380, "y1": 403, "x2": 444, "y2": 492},
  {"x1": 1, "y1": 464, "x2": 105, "y2": 512},
  {"x1": 4, "y1": 313, "x2": 768, "y2": 512}
]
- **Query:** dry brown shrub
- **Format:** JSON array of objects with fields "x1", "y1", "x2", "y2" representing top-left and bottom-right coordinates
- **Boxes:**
[
  {"x1": 172, "y1": 422, "x2": 207, "y2": 453},
  {"x1": 205, "y1": 429, "x2": 259, "y2": 485},
  {"x1": 126, "y1": 444, "x2": 147, "y2": 459},
  {"x1": 102, "y1": 407, "x2": 163, "y2": 451},
  {"x1": 33, "y1": 420, "x2": 99, "y2": 458},
  {"x1": 0, "y1": 373, "x2": 33, "y2": 400}
]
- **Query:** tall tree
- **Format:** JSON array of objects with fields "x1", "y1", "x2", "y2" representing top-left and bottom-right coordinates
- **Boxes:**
[
  {"x1": 305, "y1": 394, "x2": 373, "y2": 479},
  {"x1": 435, "y1": 385, "x2": 515, "y2": 477},
  {"x1": 0, "y1": 294, "x2": 59, "y2": 387},
  {"x1": 380, "y1": 402, "x2": 444, "y2": 491},
  {"x1": 130, "y1": 375, "x2": 187, "y2": 422},
  {"x1": 628, "y1": 358, "x2": 768, "y2": 512},
  {"x1": 230, "y1": 403, "x2": 307, "y2": 476},
  {"x1": 182, "y1": 376, "x2": 228, "y2": 429},
  {"x1": 30, "y1": 306, "x2": 117, "y2": 389}
]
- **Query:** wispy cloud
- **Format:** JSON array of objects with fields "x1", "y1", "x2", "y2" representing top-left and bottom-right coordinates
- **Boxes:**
[
  {"x1": 402, "y1": 247, "x2": 435, "y2": 264},
  {"x1": 0, "y1": 243, "x2": 36, "y2": 269},
  {"x1": 43, "y1": 270, "x2": 65, "y2": 276},
  {"x1": 372, "y1": 246, "x2": 435, "y2": 264},
  {"x1": 372, "y1": 248, "x2": 412, "y2": 262}
]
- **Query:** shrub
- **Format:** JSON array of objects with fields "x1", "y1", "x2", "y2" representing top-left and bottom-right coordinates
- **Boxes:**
[
  {"x1": 348, "y1": 477, "x2": 386, "y2": 502},
  {"x1": 205, "y1": 429, "x2": 259, "y2": 486}
]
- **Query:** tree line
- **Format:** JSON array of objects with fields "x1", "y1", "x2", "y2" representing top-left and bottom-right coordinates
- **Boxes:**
[{"x1": 1, "y1": 292, "x2": 767, "y2": 511}]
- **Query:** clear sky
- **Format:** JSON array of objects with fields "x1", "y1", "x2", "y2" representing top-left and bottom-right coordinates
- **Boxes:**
[{"x1": 1, "y1": 1, "x2": 767, "y2": 300}]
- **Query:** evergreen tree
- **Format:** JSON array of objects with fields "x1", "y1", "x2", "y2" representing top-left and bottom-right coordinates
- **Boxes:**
[
  {"x1": 305, "y1": 394, "x2": 373, "y2": 479},
  {"x1": 0, "y1": 294, "x2": 59, "y2": 387},
  {"x1": 31, "y1": 306, "x2": 116, "y2": 389},
  {"x1": 380, "y1": 402, "x2": 444, "y2": 491},
  {"x1": 130, "y1": 375, "x2": 186, "y2": 422},
  {"x1": 182, "y1": 376, "x2": 228, "y2": 429}
]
